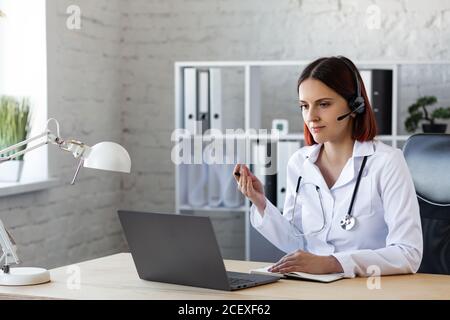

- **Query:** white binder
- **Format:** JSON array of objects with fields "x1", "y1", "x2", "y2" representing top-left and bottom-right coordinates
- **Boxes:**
[
  {"x1": 207, "y1": 164, "x2": 223, "y2": 207},
  {"x1": 187, "y1": 140, "x2": 208, "y2": 207},
  {"x1": 183, "y1": 68, "x2": 197, "y2": 134},
  {"x1": 197, "y1": 70, "x2": 210, "y2": 134},
  {"x1": 209, "y1": 68, "x2": 222, "y2": 131},
  {"x1": 187, "y1": 163, "x2": 208, "y2": 207},
  {"x1": 204, "y1": 143, "x2": 244, "y2": 208},
  {"x1": 203, "y1": 144, "x2": 223, "y2": 207},
  {"x1": 277, "y1": 141, "x2": 300, "y2": 212},
  {"x1": 360, "y1": 70, "x2": 372, "y2": 105}
]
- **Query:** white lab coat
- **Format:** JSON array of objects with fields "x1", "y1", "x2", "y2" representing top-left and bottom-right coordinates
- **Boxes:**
[{"x1": 250, "y1": 139, "x2": 423, "y2": 278}]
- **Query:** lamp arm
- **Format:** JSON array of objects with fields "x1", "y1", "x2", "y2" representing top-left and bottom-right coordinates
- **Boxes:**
[
  {"x1": 0, "y1": 122, "x2": 91, "y2": 188},
  {"x1": 0, "y1": 131, "x2": 49, "y2": 161},
  {"x1": 0, "y1": 129, "x2": 74, "y2": 163},
  {"x1": 0, "y1": 220, "x2": 20, "y2": 273},
  {"x1": 0, "y1": 140, "x2": 49, "y2": 163}
]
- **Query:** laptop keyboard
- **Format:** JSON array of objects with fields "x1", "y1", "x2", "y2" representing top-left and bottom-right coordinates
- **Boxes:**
[{"x1": 228, "y1": 277, "x2": 255, "y2": 287}]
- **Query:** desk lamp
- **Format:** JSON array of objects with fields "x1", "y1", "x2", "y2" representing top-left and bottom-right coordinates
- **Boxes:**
[{"x1": 0, "y1": 118, "x2": 131, "y2": 285}]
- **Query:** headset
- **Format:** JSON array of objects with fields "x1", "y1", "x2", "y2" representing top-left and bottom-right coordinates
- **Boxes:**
[{"x1": 336, "y1": 56, "x2": 366, "y2": 121}]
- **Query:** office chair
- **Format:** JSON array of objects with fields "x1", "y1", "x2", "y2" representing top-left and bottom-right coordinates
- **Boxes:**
[{"x1": 403, "y1": 133, "x2": 450, "y2": 275}]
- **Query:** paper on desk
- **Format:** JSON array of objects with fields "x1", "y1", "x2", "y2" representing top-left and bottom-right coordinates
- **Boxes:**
[{"x1": 250, "y1": 265, "x2": 345, "y2": 283}]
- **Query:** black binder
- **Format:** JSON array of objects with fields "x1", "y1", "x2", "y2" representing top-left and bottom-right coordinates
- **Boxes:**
[
  {"x1": 249, "y1": 141, "x2": 284, "y2": 263},
  {"x1": 371, "y1": 70, "x2": 393, "y2": 135}
]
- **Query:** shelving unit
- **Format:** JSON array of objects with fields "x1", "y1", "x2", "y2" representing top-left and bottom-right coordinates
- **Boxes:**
[{"x1": 174, "y1": 60, "x2": 448, "y2": 261}]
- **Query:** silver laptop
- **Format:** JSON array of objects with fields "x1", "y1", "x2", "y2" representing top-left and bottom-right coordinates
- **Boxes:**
[{"x1": 118, "y1": 210, "x2": 280, "y2": 291}]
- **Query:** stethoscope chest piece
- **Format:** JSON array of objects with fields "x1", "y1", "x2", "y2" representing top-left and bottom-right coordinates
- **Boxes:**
[{"x1": 340, "y1": 215, "x2": 356, "y2": 231}]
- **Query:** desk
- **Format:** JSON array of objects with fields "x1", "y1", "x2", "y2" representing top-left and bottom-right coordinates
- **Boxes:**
[{"x1": 0, "y1": 253, "x2": 449, "y2": 300}]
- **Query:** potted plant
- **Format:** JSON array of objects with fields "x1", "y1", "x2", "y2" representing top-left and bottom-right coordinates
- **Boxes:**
[
  {"x1": 0, "y1": 96, "x2": 31, "y2": 182},
  {"x1": 404, "y1": 96, "x2": 450, "y2": 133}
]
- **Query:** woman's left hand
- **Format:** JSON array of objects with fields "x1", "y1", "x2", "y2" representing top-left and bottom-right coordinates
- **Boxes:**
[{"x1": 268, "y1": 250, "x2": 343, "y2": 274}]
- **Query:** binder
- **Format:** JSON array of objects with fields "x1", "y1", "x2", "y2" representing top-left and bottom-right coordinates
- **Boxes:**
[
  {"x1": 187, "y1": 140, "x2": 208, "y2": 207},
  {"x1": 178, "y1": 138, "x2": 191, "y2": 206},
  {"x1": 372, "y1": 70, "x2": 393, "y2": 135},
  {"x1": 360, "y1": 69, "x2": 393, "y2": 135},
  {"x1": 276, "y1": 141, "x2": 300, "y2": 212},
  {"x1": 187, "y1": 163, "x2": 208, "y2": 207},
  {"x1": 250, "y1": 141, "x2": 284, "y2": 263},
  {"x1": 183, "y1": 68, "x2": 197, "y2": 134},
  {"x1": 251, "y1": 141, "x2": 277, "y2": 205},
  {"x1": 209, "y1": 68, "x2": 222, "y2": 131},
  {"x1": 360, "y1": 70, "x2": 372, "y2": 105},
  {"x1": 197, "y1": 69, "x2": 210, "y2": 134},
  {"x1": 207, "y1": 164, "x2": 223, "y2": 207},
  {"x1": 203, "y1": 142, "x2": 244, "y2": 208},
  {"x1": 203, "y1": 143, "x2": 223, "y2": 207}
]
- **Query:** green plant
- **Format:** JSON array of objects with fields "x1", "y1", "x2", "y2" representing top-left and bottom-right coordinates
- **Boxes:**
[
  {"x1": 404, "y1": 95, "x2": 450, "y2": 133},
  {"x1": 0, "y1": 96, "x2": 31, "y2": 160}
]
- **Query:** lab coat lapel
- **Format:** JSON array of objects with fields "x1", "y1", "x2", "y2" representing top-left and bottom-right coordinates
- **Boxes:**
[
  {"x1": 300, "y1": 143, "x2": 330, "y2": 193},
  {"x1": 332, "y1": 140, "x2": 375, "y2": 190}
]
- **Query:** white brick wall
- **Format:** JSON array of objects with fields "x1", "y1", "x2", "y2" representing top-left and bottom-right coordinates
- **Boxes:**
[
  {"x1": 1, "y1": 0, "x2": 449, "y2": 268},
  {"x1": 0, "y1": 0, "x2": 126, "y2": 269}
]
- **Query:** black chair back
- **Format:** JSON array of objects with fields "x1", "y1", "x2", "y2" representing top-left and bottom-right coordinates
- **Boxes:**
[{"x1": 403, "y1": 133, "x2": 450, "y2": 274}]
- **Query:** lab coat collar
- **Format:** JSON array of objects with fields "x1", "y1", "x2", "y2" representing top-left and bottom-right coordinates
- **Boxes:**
[{"x1": 302, "y1": 140, "x2": 375, "y2": 191}]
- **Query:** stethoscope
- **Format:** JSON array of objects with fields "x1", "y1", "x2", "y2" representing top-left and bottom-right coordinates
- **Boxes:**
[{"x1": 290, "y1": 156, "x2": 368, "y2": 236}]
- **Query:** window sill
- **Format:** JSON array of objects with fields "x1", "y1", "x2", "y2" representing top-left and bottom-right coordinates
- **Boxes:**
[{"x1": 0, "y1": 178, "x2": 59, "y2": 197}]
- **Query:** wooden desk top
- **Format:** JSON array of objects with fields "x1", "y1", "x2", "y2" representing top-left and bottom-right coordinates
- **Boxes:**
[{"x1": 0, "y1": 253, "x2": 449, "y2": 300}]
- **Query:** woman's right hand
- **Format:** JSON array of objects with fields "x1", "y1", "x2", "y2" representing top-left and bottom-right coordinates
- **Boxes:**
[{"x1": 233, "y1": 164, "x2": 266, "y2": 214}]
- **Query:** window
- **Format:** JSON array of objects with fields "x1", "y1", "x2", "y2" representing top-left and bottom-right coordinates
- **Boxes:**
[{"x1": 0, "y1": 0, "x2": 48, "y2": 184}]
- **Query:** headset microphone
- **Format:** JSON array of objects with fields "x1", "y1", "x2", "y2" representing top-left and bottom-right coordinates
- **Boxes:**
[
  {"x1": 337, "y1": 111, "x2": 352, "y2": 121},
  {"x1": 337, "y1": 103, "x2": 365, "y2": 121}
]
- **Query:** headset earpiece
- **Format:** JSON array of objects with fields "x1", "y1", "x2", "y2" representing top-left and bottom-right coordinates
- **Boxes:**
[
  {"x1": 350, "y1": 96, "x2": 365, "y2": 114},
  {"x1": 336, "y1": 56, "x2": 366, "y2": 115}
]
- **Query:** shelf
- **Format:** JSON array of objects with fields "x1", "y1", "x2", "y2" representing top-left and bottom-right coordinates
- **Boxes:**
[
  {"x1": 279, "y1": 134, "x2": 305, "y2": 140},
  {"x1": 176, "y1": 60, "x2": 450, "y2": 68},
  {"x1": 177, "y1": 133, "x2": 410, "y2": 142},
  {"x1": 176, "y1": 132, "x2": 305, "y2": 141},
  {"x1": 179, "y1": 205, "x2": 247, "y2": 213},
  {"x1": 376, "y1": 135, "x2": 411, "y2": 141},
  {"x1": 0, "y1": 178, "x2": 59, "y2": 197}
]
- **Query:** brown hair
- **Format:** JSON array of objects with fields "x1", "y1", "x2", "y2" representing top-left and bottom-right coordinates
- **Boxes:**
[{"x1": 297, "y1": 56, "x2": 377, "y2": 145}]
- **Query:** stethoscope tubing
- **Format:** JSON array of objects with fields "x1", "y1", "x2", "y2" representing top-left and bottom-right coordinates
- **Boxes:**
[{"x1": 289, "y1": 156, "x2": 368, "y2": 236}]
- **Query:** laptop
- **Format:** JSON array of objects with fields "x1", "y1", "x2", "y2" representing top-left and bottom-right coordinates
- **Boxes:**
[{"x1": 118, "y1": 210, "x2": 280, "y2": 291}]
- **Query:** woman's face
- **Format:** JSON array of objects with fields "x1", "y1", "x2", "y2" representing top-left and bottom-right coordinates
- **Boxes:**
[{"x1": 298, "y1": 78, "x2": 355, "y2": 144}]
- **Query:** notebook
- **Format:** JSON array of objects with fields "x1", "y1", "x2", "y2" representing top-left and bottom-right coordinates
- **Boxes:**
[{"x1": 250, "y1": 265, "x2": 345, "y2": 283}]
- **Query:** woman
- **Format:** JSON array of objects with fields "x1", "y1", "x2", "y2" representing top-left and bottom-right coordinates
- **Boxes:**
[{"x1": 234, "y1": 56, "x2": 423, "y2": 278}]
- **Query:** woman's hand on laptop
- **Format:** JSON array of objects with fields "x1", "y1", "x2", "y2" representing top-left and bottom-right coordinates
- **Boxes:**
[
  {"x1": 268, "y1": 250, "x2": 344, "y2": 274},
  {"x1": 233, "y1": 164, "x2": 266, "y2": 215}
]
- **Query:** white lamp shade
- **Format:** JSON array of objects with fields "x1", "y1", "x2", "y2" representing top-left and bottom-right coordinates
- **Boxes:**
[{"x1": 83, "y1": 142, "x2": 131, "y2": 173}]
